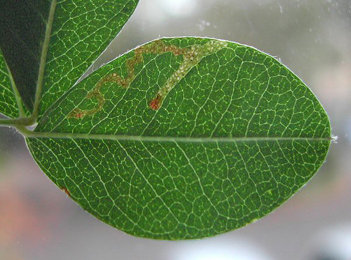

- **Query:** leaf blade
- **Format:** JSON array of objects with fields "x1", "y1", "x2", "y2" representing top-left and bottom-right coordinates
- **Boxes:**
[
  {"x1": 28, "y1": 38, "x2": 331, "y2": 239},
  {"x1": 36, "y1": 38, "x2": 331, "y2": 139},
  {"x1": 27, "y1": 137, "x2": 330, "y2": 239}
]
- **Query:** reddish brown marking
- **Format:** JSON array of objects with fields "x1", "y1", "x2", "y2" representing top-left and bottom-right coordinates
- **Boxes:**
[
  {"x1": 68, "y1": 40, "x2": 194, "y2": 119},
  {"x1": 61, "y1": 187, "x2": 71, "y2": 197},
  {"x1": 75, "y1": 112, "x2": 84, "y2": 119},
  {"x1": 149, "y1": 94, "x2": 163, "y2": 110}
]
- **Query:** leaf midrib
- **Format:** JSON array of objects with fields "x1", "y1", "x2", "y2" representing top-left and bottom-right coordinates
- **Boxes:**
[
  {"x1": 23, "y1": 130, "x2": 332, "y2": 142},
  {"x1": 31, "y1": 0, "x2": 57, "y2": 120}
]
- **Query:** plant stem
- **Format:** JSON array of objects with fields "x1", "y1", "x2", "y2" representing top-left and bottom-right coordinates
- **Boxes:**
[{"x1": 0, "y1": 117, "x2": 34, "y2": 127}]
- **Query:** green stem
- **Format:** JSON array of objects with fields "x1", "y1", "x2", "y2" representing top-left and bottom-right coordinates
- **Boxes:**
[{"x1": 0, "y1": 117, "x2": 34, "y2": 127}]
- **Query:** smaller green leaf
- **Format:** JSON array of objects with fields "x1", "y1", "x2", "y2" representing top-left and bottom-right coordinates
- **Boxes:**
[
  {"x1": 38, "y1": 0, "x2": 140, "y2": 118},
  {"x1": 0, "y1": 1, "x2": 51, "y2": 111},
  {"x1": 0, "y1": 49, "x2": 20, "y2": 119},
  {"x1": 0, "y1": 0, "x2": 140, "y2": 115}
]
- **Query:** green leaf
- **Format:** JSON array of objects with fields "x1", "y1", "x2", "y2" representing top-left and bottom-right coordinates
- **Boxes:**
[
  {"x1": 0, "y1": 1, "x2": 50, "y2": 111},
  {"x1": 27, "y1": 38, "x2": 331, "y2": 240},
  {"x1": 0, "y1": 49, "x2": 20, "y2": 118},
  {"x1": 0, "y1": 0, "x2": 139, "y2": 114}
]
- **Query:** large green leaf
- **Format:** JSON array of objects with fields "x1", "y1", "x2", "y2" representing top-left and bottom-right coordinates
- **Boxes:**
[
  {"x1": 0, "y1": 49, "x2": 19, "y2": 118},
  {"x1": 27, "y1": 38, "x2": 331, "y2": 240},
  {"x1": 0, "y1": 0, "x2": 139, "y2": 114}
]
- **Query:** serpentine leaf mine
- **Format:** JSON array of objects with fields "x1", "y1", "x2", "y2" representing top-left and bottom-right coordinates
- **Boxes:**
[{"x1": 68, "y1": 40, "x2": 227, "y2": 118}]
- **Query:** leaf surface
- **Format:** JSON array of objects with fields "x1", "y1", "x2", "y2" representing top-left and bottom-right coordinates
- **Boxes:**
[
  {"x1": 27, "y1": 38, "x2": 331, "y2": 240},
  {"x1": 0, "y1": 0, "x2": 139, "y2": 114},
  {"x1": 0, "y1": 0, "x2": 50, "y2": 110},
  {"x1": 0, "y1": 49, "x2": 19, "y2": 118}
]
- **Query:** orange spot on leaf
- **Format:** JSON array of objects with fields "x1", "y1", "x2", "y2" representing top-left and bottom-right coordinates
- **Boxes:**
[
  {"x1": 149, "y1": 94, "x2": 162, "y2": 110},
  {"x1": 75, "y1": 112, "x2": 84, "y2": 119}
]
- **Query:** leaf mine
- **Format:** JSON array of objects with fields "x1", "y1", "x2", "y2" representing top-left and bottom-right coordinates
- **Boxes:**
[{"x1": 68, "y1": 39, "x2": 227, "y2": 118}]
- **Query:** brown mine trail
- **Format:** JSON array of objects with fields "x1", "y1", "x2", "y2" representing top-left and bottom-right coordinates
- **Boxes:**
[{"x1": 68, "y1": 40, "x2": 227, "y2": 118}]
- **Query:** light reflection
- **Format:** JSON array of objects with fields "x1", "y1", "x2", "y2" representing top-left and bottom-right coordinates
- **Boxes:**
[
  {"x1": 161, "y1": 0, "x2": 198, "y2": 17},
  {"x1": 307, "y1": 224, "x2": 351, "y2": 260},
  {"x1": 171, "y1": 239, "x2": 274, "y2": 260}
]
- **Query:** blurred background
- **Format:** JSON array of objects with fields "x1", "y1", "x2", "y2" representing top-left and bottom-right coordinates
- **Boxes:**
[{"x1": 1, "y1": 0, "x2": 351, "y2": 259}]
